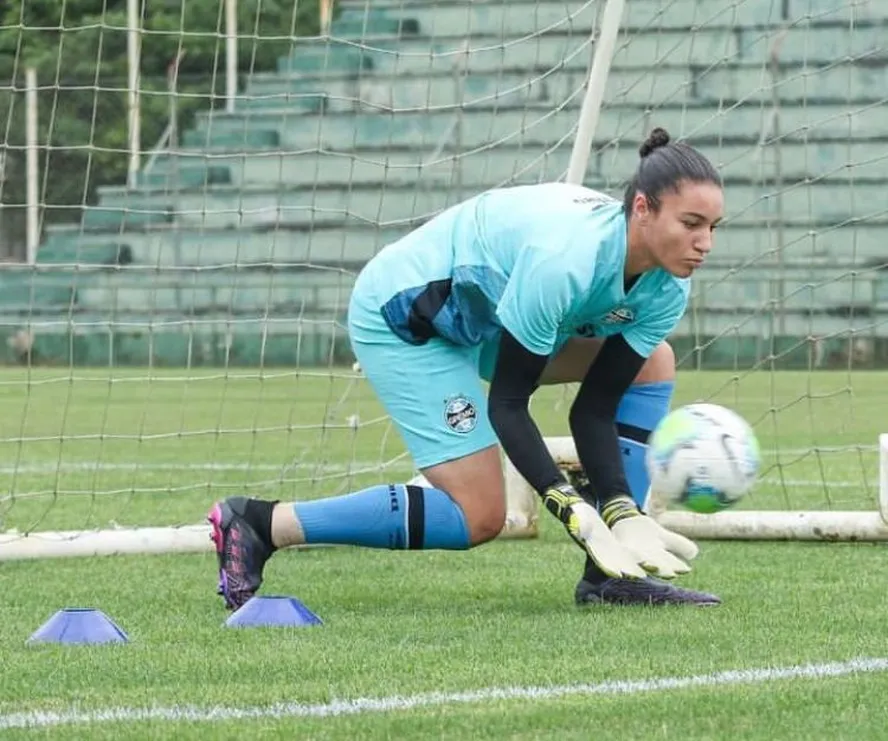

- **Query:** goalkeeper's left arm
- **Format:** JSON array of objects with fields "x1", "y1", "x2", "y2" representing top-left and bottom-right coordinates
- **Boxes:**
[
  {"x1": 487, "y1": 330, "x2": 646, "y2": 580},
  {"x1": 569, "y1": 334, "x2": 698, "y2": 579}
]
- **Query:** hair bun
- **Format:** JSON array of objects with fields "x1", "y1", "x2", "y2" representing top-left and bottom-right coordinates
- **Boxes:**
[{"x1": 639, "y1": 127, "x2": 671, "y2": 158}]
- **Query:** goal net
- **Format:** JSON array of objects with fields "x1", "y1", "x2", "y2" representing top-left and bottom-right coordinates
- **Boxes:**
[{"x1": 1, "y1": 0, "x2": 887, "y2": 560}]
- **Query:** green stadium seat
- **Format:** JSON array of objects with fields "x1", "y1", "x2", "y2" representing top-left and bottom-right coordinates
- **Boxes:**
[
  {"x1": 37, "y1": 237, "x2": 133, "y2": 267},
  {"x1": 81, "y1": 204, "x2": 174, "y2": 231},
  {"x1": 331, "y1": 8, "x2": 420, "y2": 38},
  {"x1": 276, "y1": 41, "x2": 373, "y2": 74},
  {"x1": 0, "y1": 269, "x2": 79, "y2": 313},
  {"x1": 181, "y1": 127, "x2": 281, "y2": 150},
  {"x1": 136, "y1": 164, "x2": 233, "y2": 189},
  {"x1": 354, "y1": 0, "x2": 779, "y2": 39}
]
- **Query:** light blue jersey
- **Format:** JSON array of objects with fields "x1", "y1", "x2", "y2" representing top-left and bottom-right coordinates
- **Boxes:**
[
  {"x1": 348, "y1": 183, "x2": 690, "y2": 468},
  {"x1": 365, "y1": 182, "x2": 689, "y2": 360}
]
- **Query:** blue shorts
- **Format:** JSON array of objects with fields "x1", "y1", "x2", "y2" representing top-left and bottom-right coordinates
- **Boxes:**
[{"x1": 348, "y1": 268, "x2": 500, "y2": 470}]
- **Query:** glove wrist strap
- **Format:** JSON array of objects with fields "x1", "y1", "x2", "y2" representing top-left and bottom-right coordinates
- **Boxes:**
[
  {"x1": 601, "y1": 494, "x2": 641, "y2": 528},
  {"x1": 541, "y1": 483, "x2": 582, "y2": 525}
]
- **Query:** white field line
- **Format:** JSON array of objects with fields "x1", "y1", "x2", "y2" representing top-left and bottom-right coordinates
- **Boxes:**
[{"x1": 1, "y1": 657, "x2": 886, "y2": 730}]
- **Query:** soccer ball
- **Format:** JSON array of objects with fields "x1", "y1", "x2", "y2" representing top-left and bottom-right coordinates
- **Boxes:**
[{"x1": 646, "y1": 403, "x2": 761, "y2": 514}]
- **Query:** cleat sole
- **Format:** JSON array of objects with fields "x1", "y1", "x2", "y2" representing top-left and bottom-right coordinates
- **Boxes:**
[{"x1": 206, "y1": 502, "x2": 236, "y2": 609}]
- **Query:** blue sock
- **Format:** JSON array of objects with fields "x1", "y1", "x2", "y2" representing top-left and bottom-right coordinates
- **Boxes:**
[
  {"x1": 615, "y1": 381, "x2": 675, "y2": 510},
  {"x1": 293, "y1": 484, "x2": 471, "y2": 550}
]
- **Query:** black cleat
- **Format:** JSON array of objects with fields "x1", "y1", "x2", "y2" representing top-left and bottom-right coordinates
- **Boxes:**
[
  {"x1": 575, "y1": 576, "x2": 722, "y2": 607},
  {"x1": 207, "y1": 496, "x2": 275, "y2": 610}
]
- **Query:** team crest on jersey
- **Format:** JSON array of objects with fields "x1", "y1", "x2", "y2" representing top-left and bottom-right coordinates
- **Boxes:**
[
  {"x1": 602, "y1": 307, "x2": 634, "y2": 324},
  {"x1": 444, "y1": 395, "x2": 477, "y2": 433}
]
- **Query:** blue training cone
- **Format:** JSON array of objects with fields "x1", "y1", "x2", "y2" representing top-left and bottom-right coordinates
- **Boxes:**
[
  {"x1": 224, "y1": 596, "x2": 323, "y2": 628},
  {"x1": 27, "y1": 608, "x2": 129, "y2": 645}
]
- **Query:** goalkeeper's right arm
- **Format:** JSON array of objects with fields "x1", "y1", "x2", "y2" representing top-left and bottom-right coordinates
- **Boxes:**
[{"x1": 486, "y1": 330, "x2": 645, "y2": 579}]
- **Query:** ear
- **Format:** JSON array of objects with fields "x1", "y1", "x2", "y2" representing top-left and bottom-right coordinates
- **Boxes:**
[{"x1": 632, "y1": 192, "x2": 651, "y2": 221}]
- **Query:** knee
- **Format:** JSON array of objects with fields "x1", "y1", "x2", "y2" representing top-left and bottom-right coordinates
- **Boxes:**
[
  {"x1": 635, "y1": 341, "x2": 676, "y2": 384},
  {"x1": 464, "y1": 496, "x2": 506, "y2": 546},
  {"x1": 421, "y1": 445, "x2": 507, "y2": 547}
]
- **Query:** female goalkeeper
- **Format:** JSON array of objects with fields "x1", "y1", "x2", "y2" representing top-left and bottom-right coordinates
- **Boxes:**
[{"x1": 208, "y1": 127, "x2": 725, "y2": 609}]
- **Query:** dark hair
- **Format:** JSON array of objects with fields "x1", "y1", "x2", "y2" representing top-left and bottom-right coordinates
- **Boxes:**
[{"x1": 622, "y1": 127, "x2": 721, "y2": 215}]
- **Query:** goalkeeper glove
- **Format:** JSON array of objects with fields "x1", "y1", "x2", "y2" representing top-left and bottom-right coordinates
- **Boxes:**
[
  {"x1": 541, "y1": 483, "x2": 647, "y2": 580},
  {"x1": 601, "y1": 495, "x2": 699, "y2": 579}
]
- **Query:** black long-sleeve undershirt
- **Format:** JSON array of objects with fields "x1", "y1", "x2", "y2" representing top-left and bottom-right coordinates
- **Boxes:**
[
  {"x1": 487, "y1": 330, "x2": 647, "y2": 504},
  {"x1": 487, "y1": 330, "x2": 562, "y2": 493}
]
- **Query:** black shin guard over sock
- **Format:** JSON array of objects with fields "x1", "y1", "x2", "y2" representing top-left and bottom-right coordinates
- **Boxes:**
[{"x1": 243, "y1": 498, "x2": 279, "y2": 550}]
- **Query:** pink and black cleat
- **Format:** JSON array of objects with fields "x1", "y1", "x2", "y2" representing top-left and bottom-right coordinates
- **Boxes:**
[{"x1": 207, "y1": 496, "x2": 275, "y2": 610}]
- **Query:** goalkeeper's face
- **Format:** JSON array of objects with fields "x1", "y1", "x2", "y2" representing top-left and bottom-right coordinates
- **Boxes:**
[{"x1": 645, "y1": 181, "x2": 724, "y2": 278}]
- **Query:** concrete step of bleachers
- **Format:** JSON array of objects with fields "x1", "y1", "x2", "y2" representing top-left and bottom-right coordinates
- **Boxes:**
[
  {"x1": 147, "y1": 138, "x2": 888, "y2": 191},
  {"x1": 336, "y1": 0, "x2": 888, "y2": 37},
  {"x1": 793, "y1": 0, "x2": 888, "y2": 23},
  {"x1": 602, "y1": 138, "x2": 888, "y2": 184},
  {"x1": 187, "y1": 103, "x2": 887, "y2": 153},
  {"x1": 238, "y1": 60, "x2": 888, "y2": 116},
  {"x1": 181, "y1": 128, "x2": 281, "y2": 151},
  {"x1": 669, "y1": 326, "x2": 886, "y2": 370},
  {"x1": 80, "y1": 203, "x2": 175, "y2": 231},
  {"x1": 39, "y1": 234, "x2": 134, "y2": 267},
  {"x1": 137, "y1": 164, "x2": 233, "y2": 190},
  {"x1": 92, "y1": 179, "x2": 888, "y2": 230},
  {"x1": 0, "y1": 267, "x2": 355, "y2": 316},
  {"x1": 38, "y1": 224, "x2": 407, "y2": 268},
  {"x1": 6, "y1": 263, "x2": 887, "y2": 315},
  {"x1": 693, "y1": 61, "x2": 888, "y2": 105},
  {"x1": 91, "y1": 184, "x2": 473, "y2": 230},
  {"x1": 75, "y1": 269, "x2": 354, "y2": 315},
  {"x1": 37, "y1": 218, "x2": 888, "y2": 270},
  {"x1": 675, "y1": 311, "x2": 888, "y2": 345},
  {"x1": 143, "y1": 149, "x2": 572, "y2": 190},
  {"x1": 240, "y1": 67, "x2": 594, "y2": 112},
  {"x1": 277, "y1": 35, "x2": 590, "y2": 77},
  {"x1": 334, "y1": 1, "x2": 597, "y2": 40},
  {"x1": 19, "y1": 312, "x2": 333, "y2": 335},
  {"x1": 691, "y1": 264, "x2": 888, "y2": 312},
  {"x1": 0, "y1": 270, "x2": 77, "y2": 313},
  {"x1": 712, "y1": 225, "x2": 888, "y2": 267},
  {"x1": 37, "y1": 220, "x2": 888, "y2": 269},
  {"x1": 332, "y1": 7, "x2": 420, "y2": 38},
  {"x1": 274, "y1": 42, "x2": 372, "y2": 76},
  {"x1": 13, "y1": 315, "x2": 345, "y2": 367},
  {"x1": 275, "y1": 22, "x2": 886, "y2": 77}
]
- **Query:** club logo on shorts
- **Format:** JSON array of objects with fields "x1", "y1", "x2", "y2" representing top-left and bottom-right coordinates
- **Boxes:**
[{"x1": 444, "y1": 395, "x2": 477, "y2": 434}]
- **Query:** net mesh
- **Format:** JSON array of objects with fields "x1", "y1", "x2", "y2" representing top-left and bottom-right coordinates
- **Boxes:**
[{"x1": 0, "y1": 0, "x2": 886, "y2": 546}]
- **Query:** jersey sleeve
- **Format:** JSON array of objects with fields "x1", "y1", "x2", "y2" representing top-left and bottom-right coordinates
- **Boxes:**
[
  {"x1": 496, "y1": 248, "x2": 584, "y2": 356},
  {"x1": 623, "y1": 282, "x2": 689, "y2": 358}
]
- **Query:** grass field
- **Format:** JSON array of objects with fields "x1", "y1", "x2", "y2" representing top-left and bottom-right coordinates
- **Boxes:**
[{"x1": 1, "y1": 367, "x2": 887, "y2": 739}]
